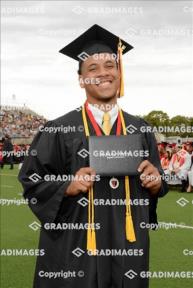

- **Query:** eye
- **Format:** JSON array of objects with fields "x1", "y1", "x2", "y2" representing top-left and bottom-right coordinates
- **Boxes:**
[
  {"x1": 105, "y1": 63, "x2": 114, "y2": 69},
  {"x1": 88, "y1": 65, "x2": 97, "y2": 72}
]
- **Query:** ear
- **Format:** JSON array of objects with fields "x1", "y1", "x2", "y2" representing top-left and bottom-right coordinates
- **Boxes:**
[{"x1": 79, "y1": 75, "x2": 85, "y2": 88}]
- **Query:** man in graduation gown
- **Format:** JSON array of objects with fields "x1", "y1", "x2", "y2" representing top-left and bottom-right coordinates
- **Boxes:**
[{"x1": 19, "y1": 24, "x2": 168, "y2": 288}]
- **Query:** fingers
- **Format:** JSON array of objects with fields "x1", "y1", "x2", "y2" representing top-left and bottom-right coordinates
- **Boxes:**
[
  {"x1": 138, "y1": 160, "x2": 150, "y2": 173},
  {"x1": 76, "y1": 167, "x2": 96, "y2": 188},
  {"x1": 75, "y1": 167, "x2": 96, "y2": 192},
  {"x1": 77, "y1": 182, "x2": 89, "y2": 193},
  {"x1": 138, "y1": 160, "x2": 161, "y2": 193},
  {"x1": 79, "y1": 179, "x2": 93, "y2": 189},
  {"x1": 141, "y1": 175, "x2": 156, "y2": 187},
  {"x1": 79, "y1": 167, "x2": 96, "y2": 176},
  {"x1": 66, "y1": 167, "x2": 97, "y2": 196},
  {"x1": 139, "y1": 161, "x2": 155, "y2": 185},
  {"x1": 140, "y1": 166, "x2": 154, "y2": 181},
  {"x1": 145, "y1": 179, "x2": 160, "y2": 189},
  {"x1": 141, "y1": 175, "x2": 161, "y2": 192}
]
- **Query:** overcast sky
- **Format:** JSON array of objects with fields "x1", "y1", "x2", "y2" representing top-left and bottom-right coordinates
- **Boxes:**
[{"x1": 1, "y1": 1, "x2": 193, "y2": 120}]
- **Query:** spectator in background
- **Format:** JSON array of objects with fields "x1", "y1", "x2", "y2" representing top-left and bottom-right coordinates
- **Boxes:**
[
  {"x1": 1, "y1": 135, "x2": 14, "y2": 169},
  {"x1": 171, "y1": 144, "x2": 181, "y2": 156},
  {"x1": 158, "y1": 143, "x2": 166, "y2": 160},
  {"x1": 0, "y1": 144, "x2": 3, "y2": 168},
  {"x1": 161, "y1": 150, "x2": 172, "y2": 171},
  {"x1": 168, "y1": 144, "x2": 191, "y2": 192},
  {"x1": 0, "y1": 108, "x2": 47, "y2": 139},
  {"x1": 186, "y1": 142, "x2": 193, "y2": 157},
  {"x1": 187, "y1": 167, "x2": 193, "y2": 193},
  {"x1": 186, "y1": 142, "x2": 193, "y2": 193}
]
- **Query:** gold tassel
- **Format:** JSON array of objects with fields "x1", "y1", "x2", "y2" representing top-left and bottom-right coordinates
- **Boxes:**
[
  {"x1": 124, "y1": 164, "x2": 136, "y2": 243},
  {"x1": 87, "y1": 227, "x2": 92, "y2": 250},
  {"x1": 87, "y1": 230, "x2": 96, "y2": 255},
  {"x1": 117, "y1": 38, "x2": 125, "y2": 97},
  {"x1": 91, "y1": 230, "x2": 96, "y2": 252},
  {"x1": 87, "y1": 187, "x2": 92, "y2": 251},
  {"x1": 86, "y1": 186, "x2": 96, "y2": 254},
  {"x1": 126, "y1": 213, "x2": 136, "y2": 242},
  {"x1": 91, "y1": 186, "x2": 96, "y2": 254}
]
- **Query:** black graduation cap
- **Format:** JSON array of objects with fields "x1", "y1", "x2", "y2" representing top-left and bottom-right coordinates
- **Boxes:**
[
  {"x1": 59, "y1": 24, "x2": 133, "y2": 97},
  {"x1": 59, "y1": 24, "x2": 133, "y2": 61}
]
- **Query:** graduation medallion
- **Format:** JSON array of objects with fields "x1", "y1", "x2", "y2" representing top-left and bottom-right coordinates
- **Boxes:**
[{"x1": 109, "y1": 177, "x2": 119, "y2": 189}]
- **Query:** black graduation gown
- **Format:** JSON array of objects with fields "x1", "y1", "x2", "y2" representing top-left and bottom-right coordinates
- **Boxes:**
[
  {"x1": 3, "y1": 139, "x2": 13, "y2": 164},
  {"x1": 18, "y1": 108, "x2": 168, "y2": 288}
]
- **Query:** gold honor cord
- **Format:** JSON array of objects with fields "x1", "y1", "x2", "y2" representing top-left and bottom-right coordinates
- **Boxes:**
[
  {"x1": 82, "y1": 106, "x2": 136, "y2": 254},
  {"x1": 82, "y1": 106, "x2": 96, "y2": 253},
  {"x1": 119, "y1": 109, "x2": 136, "y2": 242}
]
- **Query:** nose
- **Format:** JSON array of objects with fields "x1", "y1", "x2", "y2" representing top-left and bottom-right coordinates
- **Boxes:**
[{"x1": 96, "y1": 66, "x2": 110, "y2": 78}]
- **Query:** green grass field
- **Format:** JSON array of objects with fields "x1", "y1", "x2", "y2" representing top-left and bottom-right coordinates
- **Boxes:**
[{"x1": 0, "y1": 166, "x2": 193, "y2": 288}]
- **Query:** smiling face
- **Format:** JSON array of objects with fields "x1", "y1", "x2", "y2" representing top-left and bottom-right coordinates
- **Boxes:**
[{"x1": 79, "y1": 53, "x2": 120, "y2": 103}]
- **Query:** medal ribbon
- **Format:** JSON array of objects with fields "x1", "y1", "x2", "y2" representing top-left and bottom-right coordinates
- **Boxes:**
[{"x1": 84, "y1": 101, "x2": 121, "y2": 136}]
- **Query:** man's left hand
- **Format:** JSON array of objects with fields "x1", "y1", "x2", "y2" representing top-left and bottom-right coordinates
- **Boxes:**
[{"x1": 138, "y1": 160, "x2": 162, "y2": 195}]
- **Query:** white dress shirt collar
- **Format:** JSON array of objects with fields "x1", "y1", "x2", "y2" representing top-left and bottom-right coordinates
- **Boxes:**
[{"x1": 87, "y1": 102, "x2": 119, "y2": 128}]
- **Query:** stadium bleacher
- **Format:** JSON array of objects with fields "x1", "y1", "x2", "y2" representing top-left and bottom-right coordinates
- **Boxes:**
[{"x1": 0, "y1": 105, "x2": 47, "y2": 144}]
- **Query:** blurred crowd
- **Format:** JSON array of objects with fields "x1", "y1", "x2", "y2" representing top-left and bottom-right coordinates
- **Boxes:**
[
  {"x1": 158, "y1": 142, "x2": 193, "y2": 193},
  {"x1": 0, "y1": 108, "x2": 46, "y2": 139},
  {"x1": 0, "y1": 136, "x2": 30, "y2": 169},
  {"x1": 1, "y1": 136, "x2": 193, "y2": 192},
  {"x1": 1, "y1": 107, "x2": 193, "y2": 193}
]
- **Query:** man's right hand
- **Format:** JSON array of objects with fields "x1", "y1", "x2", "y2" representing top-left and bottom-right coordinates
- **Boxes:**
[{"x1": 66, "y1": 167, "x2": 96, "y2": 196}]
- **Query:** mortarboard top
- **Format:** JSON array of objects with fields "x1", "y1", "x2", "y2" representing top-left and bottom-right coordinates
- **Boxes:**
[{"x1": 59, "y1": 24, "x2": 133, "y2": 61}]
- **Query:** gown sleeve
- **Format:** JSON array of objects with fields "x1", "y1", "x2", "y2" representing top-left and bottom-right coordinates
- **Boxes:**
[
  {"x1": 139, "y1": 119, "x2": 169, "y2": 228},
  {"x1": 141, "y1": 119, "x2": 169, "y2": 198},
  {"x1": 18, "y1": 121, "x2": 71, "y2": 224}
]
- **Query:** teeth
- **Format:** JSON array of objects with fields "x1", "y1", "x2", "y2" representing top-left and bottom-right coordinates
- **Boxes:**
[{"x1": 98, "y1": 81, "x2": 111, "y2": 85}]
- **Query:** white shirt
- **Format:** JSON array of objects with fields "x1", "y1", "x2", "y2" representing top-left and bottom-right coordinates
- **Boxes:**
[{"x1": 87, "y1": 103, "x2": 119, "y2": 129}]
